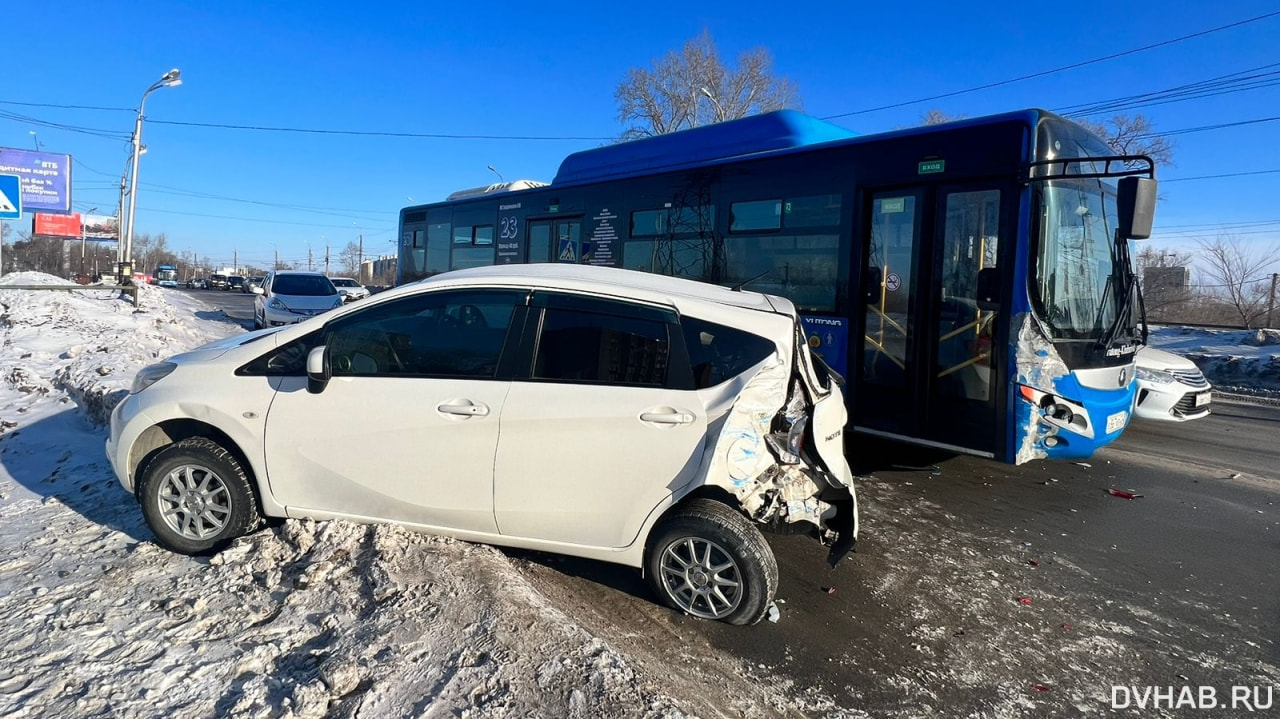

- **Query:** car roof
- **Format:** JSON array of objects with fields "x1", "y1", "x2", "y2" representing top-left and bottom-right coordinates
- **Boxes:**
[
  {"x1": 409, "y1": 264, "x2": 791, "y2": 316},
  {"x1": 272, "y1": 270, "x2": 330, "y2": 277}
]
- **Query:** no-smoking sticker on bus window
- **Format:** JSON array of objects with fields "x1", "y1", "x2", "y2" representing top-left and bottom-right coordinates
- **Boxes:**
[{"x1": 885, "y1": 272, "x2": 902, "y2": 291}]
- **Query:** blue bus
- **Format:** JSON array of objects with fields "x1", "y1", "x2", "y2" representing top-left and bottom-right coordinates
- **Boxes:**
[
  {"x1": 153, "y1": 264, "x2": 180, "y2": 288},
  {"x1": 397, "y1": 109, "x2": 1156, "y2": 464}
]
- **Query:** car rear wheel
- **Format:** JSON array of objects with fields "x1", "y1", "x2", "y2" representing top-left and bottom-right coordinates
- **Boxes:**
[
  {"x1": 137, "y1": 437, "x2": 261, "y2": 555},
  {"x1": 646, "y1": 498, "x2": 778, "y2": 625}
]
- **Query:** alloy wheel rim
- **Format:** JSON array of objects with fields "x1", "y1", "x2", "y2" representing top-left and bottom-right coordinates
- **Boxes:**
[
  {"x1": 658, "y1": 537, "x2": 743, "y2": 619},
  {"x1": 157, "y1": 464, "x2": 232, "y2": 540}
]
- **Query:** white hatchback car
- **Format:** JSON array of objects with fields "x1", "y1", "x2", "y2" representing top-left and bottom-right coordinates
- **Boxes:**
[
  {"x1": 108, "y1": 264, "x2": 856, "y2": 625},
  {"x1": 1133, "y1": 346, "x2": 1212, "y2": 421},
  {"x1": 253, "y1": 270, "x2": 343, "y2": 329},
  {"x1": 330, "y1": 277, "x2": 369, "y2": 302}
]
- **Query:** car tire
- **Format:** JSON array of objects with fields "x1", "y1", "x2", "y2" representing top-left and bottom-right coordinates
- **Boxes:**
[
  {"x1": 646, "y1": 498, "x2": 778, "y2": 625},
  {"x1": 137, "y1": 437, "x2": 262, "y2": 555}
]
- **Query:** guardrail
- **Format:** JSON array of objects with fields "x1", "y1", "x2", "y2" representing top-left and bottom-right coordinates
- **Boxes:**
[{"x1": 0, "y1": 284, "x2": 139, "y2": 307}]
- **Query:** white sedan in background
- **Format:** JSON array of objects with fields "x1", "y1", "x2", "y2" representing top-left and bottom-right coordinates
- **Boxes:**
[
  {"x1": 330, "y1": 277, "x2": 369, "y2": 302},
  {"x1": 1133, "y1": 346, "x2": 1212, "y2": 421}
]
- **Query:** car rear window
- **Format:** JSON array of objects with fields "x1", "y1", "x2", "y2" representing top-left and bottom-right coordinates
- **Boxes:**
[
  {"x1": 273, "y1": 275, "x2": 336, "y2": 296},
  {"x1": 680, "y1": 317, "x2": 777, "y2": 389}
]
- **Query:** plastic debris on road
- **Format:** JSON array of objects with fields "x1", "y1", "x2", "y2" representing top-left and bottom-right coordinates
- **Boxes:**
[
  {"x1": 1032, "y1": 684, "x2": 1051, "y2": 692},
  {"x1": 1028, "y1": 560, "x2": 1041, "y2": 568},
  {"x1": 1106, "y1": 488, "x2": 1144, "y2": 500},
  {"x1": 1016, "y1": 596, "x2": 1033, "y2": 605},
  {"x1": 1061, "y1": 623, "x2": 1073, "y2": 631},
  {"x1": 822, "y1": 586, "x2": 836, "y2": 595},
  {"x1": 1075, "y1": 462, "x2": 1091, "y2": 468},
  {"x1": 767, "y1": 603, "x2": 780, "y2": 623}
]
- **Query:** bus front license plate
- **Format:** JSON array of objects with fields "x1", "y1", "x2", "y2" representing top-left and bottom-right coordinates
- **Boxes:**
[{"x1": 1105, "y1": 411, "x2": 1127, "y2": 434}]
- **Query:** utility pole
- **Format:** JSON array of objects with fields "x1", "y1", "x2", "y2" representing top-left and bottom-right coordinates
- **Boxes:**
[
  {"x1": 274, "y1": 246, "x2": 279, "y2": 270},
  {"x1": 308, "y1": 247, "x2": 313, "y2": 271},
  {"x1": 358, "y1": 234, "x2": 363, "y2": 282},
  {"x1": 233, "y1": 250, "x2": 237, "y2": 274},
  {"x1": 324, "y1": 244, "x2": 330, "y2": 276},
  {"x1": 1268, "y1": 272, "x2": 1278, "y2": 329}
]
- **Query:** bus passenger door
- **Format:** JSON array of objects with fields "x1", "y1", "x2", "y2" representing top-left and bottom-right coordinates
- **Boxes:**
[
  {"x1": 926, "y1": 187, "x2": 1004, "y2": 454},
  {"x1": 854, "y1": 186, "x2": 1005, "y2": 458},
  {"x1": 855, "y1": 191, "x2": 925, "y2": 435},
  {"x1": 526, "y1": 219, "x2": 583, "y2": 263}
]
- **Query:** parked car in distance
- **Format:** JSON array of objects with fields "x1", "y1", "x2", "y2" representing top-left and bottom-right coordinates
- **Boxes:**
[
  {"x1": 226, "y1": 275, "x2": 246, "y2": 292},
  {"x1": 1133, "y1": 346, "x2": 1212, "y2": 421},
  {"x1": 243, "y1": 276, "x2": 266, "y2": 294},
  {"x1": 186, "y1": 277, "x2": 206, "y2": 289},
  {"x1": 253, "y1": 270, "x2": 342, "y2": 329},
  {"x1": 107, "y1": 264, "x2": 856, "y2": 625},
  {"x1": 330, "y1": 277, "x2": 369, "y2": 302},
  {"x1": 208, "y1": 273, "x2": 229, "y2": 290}
]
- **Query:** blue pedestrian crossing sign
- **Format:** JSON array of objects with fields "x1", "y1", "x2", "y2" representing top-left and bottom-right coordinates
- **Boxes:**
[
  {"x1": 0, "y1": 174, "x2": 21, "y2": 220},
  {"x1": 557, "y1": 238, "x2": 577, "y2": 262}
]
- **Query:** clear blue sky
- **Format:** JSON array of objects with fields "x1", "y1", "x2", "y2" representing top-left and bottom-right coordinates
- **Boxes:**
[{"x1": 4, "y1": 0, "x2": 1278, "y2": 273}]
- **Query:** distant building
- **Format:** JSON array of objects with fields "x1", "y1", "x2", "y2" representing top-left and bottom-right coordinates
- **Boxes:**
[{"x1": 360, "y1": 255, "x2": 397, "y2": 285}]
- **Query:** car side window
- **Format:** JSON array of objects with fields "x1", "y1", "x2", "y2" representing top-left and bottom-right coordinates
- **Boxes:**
[
  {"x1": 680, "y1": 316, "x2": 777, "y2": 389},
  {"x1": 531, "y1": 293, "x2": 674, "y2": 387},
  {"x1": 237, "y1": 330, "x2": 322, "y2": 376},
  {"x1": 326, "y1": 289, "x2": 525, "y2": 378}
]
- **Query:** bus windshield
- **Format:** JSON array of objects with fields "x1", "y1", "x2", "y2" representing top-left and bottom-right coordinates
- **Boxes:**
[
  {"x1": 1034, "y1": 179, "x2": 1125, "y2": 341},
  {"x1": 155, "y1": 267, "x2": 179, "y2": 282}
]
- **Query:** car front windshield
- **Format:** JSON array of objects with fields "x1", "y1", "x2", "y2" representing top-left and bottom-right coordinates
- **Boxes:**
[
  {"x1": 332, "y1": 279, "x2": 356, "y2": 287},
  {"x1": 1034, "y1": 179, "x2": 1124, "y2": 341},
  {"x1": 273, "y1": 275, "x2": 336, "y2": 296}
]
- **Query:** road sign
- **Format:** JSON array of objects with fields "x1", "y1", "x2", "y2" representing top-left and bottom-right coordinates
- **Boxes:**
[
  {"x1": 558, "y1": 238, "x2": 577, "y2": 262},
  {"x1": 0, "y1": 174, "x2": 21, "y2": 219}
]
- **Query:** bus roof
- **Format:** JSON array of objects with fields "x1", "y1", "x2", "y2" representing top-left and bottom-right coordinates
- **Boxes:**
[
  {"x1": 552, "y1": 109, "x2": 858, "y2": 186},
  {"x1": 550, "y1": 108, "x2": 1053, "y2": 189}
]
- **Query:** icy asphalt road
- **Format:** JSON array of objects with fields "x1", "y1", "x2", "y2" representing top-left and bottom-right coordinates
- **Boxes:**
[{"x1": 514, "y1": 404, "x2": 1280, "y2": 718}]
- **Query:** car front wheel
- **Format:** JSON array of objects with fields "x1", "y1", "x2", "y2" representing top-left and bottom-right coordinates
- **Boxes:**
[
  {"x1": 137, "y1": 437, "x2": 261, "y2": 554},
  {"x1": 646, "y1": 498, "x2": 778, "y2": 625}
]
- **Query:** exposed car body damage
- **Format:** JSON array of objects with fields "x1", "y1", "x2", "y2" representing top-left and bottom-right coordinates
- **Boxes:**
[
  {"x1": 1014, "y1": 313, "x2": 1071, "y2": 464},
  {"x1": 703, "y1": 357, "x2": 858, "y2": 566}
]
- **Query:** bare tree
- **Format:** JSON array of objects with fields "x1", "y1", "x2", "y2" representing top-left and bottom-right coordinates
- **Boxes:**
[
  {"x1": 1077, "y1": 114, "x2": 1174, "y2": 167},
  {"x1": 615, "y1": 31, "x2": 800, "y2": 140},
  {"x1": 337, "y1": 241, "x2": 361, "y2": 277},
  {"x1": 920, "y1": 109, "x2": 968, "y2": 125},
  {"x1": 1196, "y1": 235, "x2": 1280, "y2": 328}
]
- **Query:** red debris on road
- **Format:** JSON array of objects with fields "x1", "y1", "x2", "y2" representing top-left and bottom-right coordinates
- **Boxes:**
[{"x1": 1106, "y1": 488, "x2": 1144, "y2": 499}]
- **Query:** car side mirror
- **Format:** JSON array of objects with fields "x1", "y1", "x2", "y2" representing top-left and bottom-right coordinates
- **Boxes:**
[
  {"x1": 976, "y1": 267, "x2": 1001, "y2": 311},
  {"x1": 306, "y1": 345, "x2": 330, "y2": 394},
  {"x1": 1117, "y1": 176, "x2": 1157, "y2": 240}
]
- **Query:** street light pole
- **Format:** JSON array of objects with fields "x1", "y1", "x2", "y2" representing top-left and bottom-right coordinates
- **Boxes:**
[
  {"x1": 80, "y1": 207, "x2": 98, "y2": 277},
  {"x1": 121, "y1": 68, "x2": 182, "y2": 283}
]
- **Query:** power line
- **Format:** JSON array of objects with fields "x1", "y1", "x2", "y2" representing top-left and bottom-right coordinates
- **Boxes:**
[
  {"x1": 1139, "y1": 116, "x2": 1280, "y2": 139},
  {"x1": 1163, "y1": 169, "x2": 1280, "y2": 182},
  {"x1": 146, "y1": 118, "x2": 614, "y2": 141},
  {"x1": 820, "y1": 10, "x2": 1280, "y2": 119}
]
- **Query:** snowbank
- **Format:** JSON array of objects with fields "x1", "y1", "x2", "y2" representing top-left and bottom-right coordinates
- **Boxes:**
[
  {"x1": 1146, "y1": 325, "x2": 1280, "y2": 397},
  {"x1": 0, "y1": 274, "x2": 696, "y2": 719}
]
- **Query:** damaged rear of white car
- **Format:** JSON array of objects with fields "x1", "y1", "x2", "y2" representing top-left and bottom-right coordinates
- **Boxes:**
[{"x1": 645, "y1": 298, "x2": 857, "y2": 626}]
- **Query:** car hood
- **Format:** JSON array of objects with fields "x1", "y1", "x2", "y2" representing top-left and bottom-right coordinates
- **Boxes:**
[
  {"x1": 168, "y1": 326, "x2": 282, "y2": 365},
  {"x1": 1136, "y1": 346, "x2": 1198, "y2": 372}
]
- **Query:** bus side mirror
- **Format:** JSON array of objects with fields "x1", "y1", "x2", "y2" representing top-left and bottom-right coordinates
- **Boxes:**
[
  {"x1": 976, "y1": 267, "x2": 1001, "y2": 311},
  {"x1": 865, "y1": 267, "x2": 883, "y2": 304},
  {"x1": 1117, "y1": 176, "x2": 1157, "y2": 240},
  {"x1": 306, "y1": 345, "x2": 330, "y2": 394}
]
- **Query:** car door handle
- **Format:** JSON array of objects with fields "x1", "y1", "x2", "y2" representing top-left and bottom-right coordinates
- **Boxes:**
[
  {"x1": 639, "y1": 411, "x2": 696, "y2": 425},
  {"x1": 437, "y1": 401, "x2": 490, "y2": 417}
]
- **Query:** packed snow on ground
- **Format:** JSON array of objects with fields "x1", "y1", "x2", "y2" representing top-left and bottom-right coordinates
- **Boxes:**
[
  {"x1": 1146, "y1": 324, "x2": 1280, "y2": 397},
  {"x1": 0, "y1": 273, "x2": 709, "y2": 719}
]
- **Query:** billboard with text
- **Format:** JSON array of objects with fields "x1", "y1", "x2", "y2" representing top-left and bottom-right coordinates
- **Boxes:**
[
  {"x1": 0, "y1": 147, "x2": 72, "y2": 214},
  {"x1": 33, "y1": 212, "x2": 81, "y2": 238}
]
